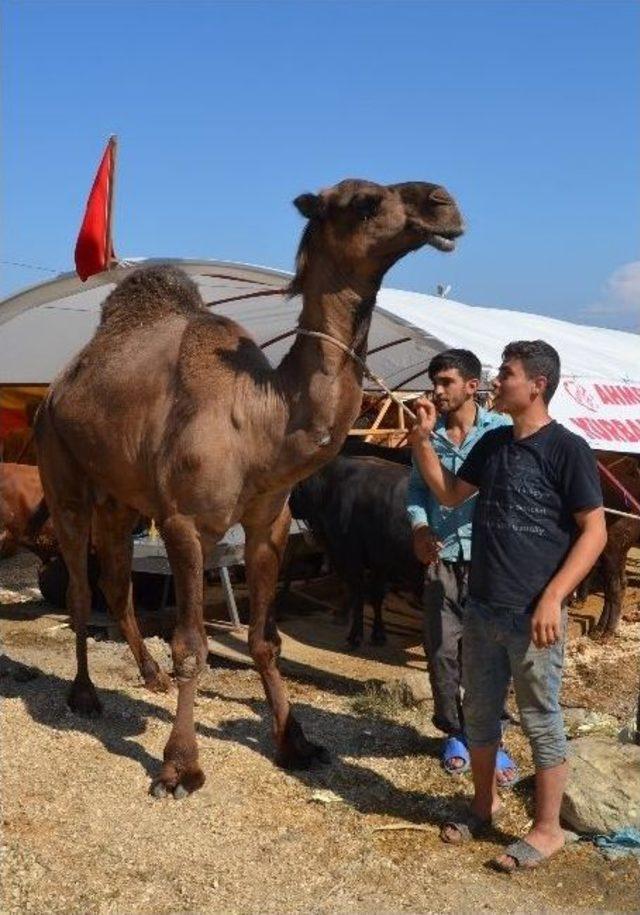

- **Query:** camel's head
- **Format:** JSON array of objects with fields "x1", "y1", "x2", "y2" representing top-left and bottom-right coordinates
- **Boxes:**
[{"x1": 291, "y1": 178, "x2": 464, "y2": 291}]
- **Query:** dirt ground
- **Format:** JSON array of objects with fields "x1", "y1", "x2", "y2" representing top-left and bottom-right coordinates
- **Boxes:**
[{"x1": 1, "y1": 551, "x2": 639, "y2": 914}]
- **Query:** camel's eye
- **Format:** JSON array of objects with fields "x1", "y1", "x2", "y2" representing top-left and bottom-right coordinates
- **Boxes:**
[{"x1": 351, "y1": 193, "x2": 382, "y2": 221}]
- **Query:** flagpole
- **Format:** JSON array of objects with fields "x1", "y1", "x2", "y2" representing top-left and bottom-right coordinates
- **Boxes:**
[{"x1": 105, "y1": 135, "x2": 118, "y2": 269}]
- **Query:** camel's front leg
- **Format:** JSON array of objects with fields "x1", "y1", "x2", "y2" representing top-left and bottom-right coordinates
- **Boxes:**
[
  {"x1": 244, "y1": 503, "x2": 330, "y2": 769},
  {"x1": 151, "y1": 515, "x2": 208, "y2": 798}
]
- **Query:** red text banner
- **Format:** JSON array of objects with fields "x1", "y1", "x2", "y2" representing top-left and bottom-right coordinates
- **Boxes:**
[{"x1": 551, "y1": 379, "x2": 640, "y2": 453}]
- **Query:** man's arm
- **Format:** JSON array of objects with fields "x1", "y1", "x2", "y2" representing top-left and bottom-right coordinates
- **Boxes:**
[
  {"x1": 408, "y1": 398, "x2": 477, "y2": 507},
  {"x1": 406, "y1": 462, "x2": 430, "y2": 530},
  {"x1": 531, "y1": 506, "x2": 607, "y2": 648},
  {"x1": 406, "y1": 463, "x2": 441, "y2": 564}
]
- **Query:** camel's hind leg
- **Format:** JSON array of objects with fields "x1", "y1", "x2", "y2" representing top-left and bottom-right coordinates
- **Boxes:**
[
  {"x1": 93, "y1": 500, "x2": 172, "y2": 693},
  {"x1": 150, "y1": 513, "x2": 207, "y2": 798},
  {"x1": 36, "y1": 422, "x2": 100, "y2": 715},
  {"x1": 244, "y1": 501, "x2": 329, "y2": 769}
]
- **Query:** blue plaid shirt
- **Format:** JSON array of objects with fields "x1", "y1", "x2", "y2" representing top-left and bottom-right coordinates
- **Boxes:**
[{"x1": 406, "y1": 407, "x2": 511, "y2": 562}]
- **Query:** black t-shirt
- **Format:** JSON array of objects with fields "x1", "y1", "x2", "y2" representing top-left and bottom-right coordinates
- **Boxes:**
[{"x1": 458, "y1": 420, "x2": 603, "y2": 613}]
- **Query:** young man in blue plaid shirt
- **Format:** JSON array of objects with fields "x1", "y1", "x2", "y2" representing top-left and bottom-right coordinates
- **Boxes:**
[{"x1": 407, "y1": 349, "x2": 516, "y2": 784}]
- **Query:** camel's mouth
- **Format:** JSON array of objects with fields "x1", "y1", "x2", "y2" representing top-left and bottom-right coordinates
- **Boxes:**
[{"x1": 426, "y1": 232, "x2": 458, "y2": 253}]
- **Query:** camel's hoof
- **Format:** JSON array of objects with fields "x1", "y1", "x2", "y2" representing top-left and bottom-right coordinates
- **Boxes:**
[
  {"x1": 150, "y1": 781, "x2": 169, "y2": 799},
  {"x1": 150, "y1": 781, "x2": 197, "y2": 800},
  {"x1": 370, "y1": 630, "x2": 387, "y2": 646},
  {"x1": 149, "y1": 766, "x2": 205, "y2": 799},
  {"x1": 144, "y1": 668, "x2": 173, "y2": 694},
  {"x1": 67, "y1": 680, "x2": 103, "y2": 717},
  {"x1": 346, "y1": 634, "x2": 362, "y2": 651},
  {"x1": 277, "y1": 741, "x2": 331, "y2": 771}
]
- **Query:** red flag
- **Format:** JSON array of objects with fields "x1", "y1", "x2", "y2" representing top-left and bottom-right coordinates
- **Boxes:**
[{"x1": 74, "y1": 137, "x2": 116, "y2": 281}]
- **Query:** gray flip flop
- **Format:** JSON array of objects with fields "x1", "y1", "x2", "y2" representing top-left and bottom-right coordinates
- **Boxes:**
[
  {"x1": 440, "y1": 811, "x2": 492, "y2": 844},
  {"x1": 492, "y1": 831, "x2": 578, "y2": 873}
]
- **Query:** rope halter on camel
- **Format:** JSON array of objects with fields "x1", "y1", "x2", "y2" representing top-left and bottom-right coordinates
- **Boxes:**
[{"x1": 291, "y1": 328, "x2": 462, "y2": 458}]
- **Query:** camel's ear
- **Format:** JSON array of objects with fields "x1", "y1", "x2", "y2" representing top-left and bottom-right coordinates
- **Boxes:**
[
  {"x1": 428, "y1": 186, "x2": 451, "y2": 205},
  {"x1": 293, "y1": 193, "x2": 324, "y2": 220}
]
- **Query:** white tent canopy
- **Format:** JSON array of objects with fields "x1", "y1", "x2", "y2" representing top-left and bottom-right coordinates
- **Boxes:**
[
  {"x1": 378, "y1": 289, "x2": 639, "y2": 381},
  {"x1": 0, "y1": 259, "x2": 446, "y2": 389},
  {"x1": 2, "y1": 258, "x2": 639, "y2": 452}
]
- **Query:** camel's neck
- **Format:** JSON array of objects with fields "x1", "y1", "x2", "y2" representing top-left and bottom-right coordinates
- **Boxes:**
[{"x1": 273, "y1": 250, "x2": 379, "y2": 480}]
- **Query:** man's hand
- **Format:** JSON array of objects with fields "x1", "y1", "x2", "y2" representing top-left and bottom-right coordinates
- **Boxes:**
[
  {"x1": 408, "y1": 397, "x2": 437, "y2": 447},
  {"x1": 531, "y1": 592, "x2": 563, "y2": 648},
  {"x1": 412, "y1": 526, "x2": 442, "y2": 565}
]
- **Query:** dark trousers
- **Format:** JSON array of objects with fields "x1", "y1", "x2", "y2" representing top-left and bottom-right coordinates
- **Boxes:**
[{"x1": 422, "y1": 559, "x2": 469, "y2": 736}]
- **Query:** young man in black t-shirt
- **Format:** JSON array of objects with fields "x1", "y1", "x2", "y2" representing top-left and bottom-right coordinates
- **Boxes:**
[{"x1": 409, "y1": 340, "x2": 606, "y2": 872}]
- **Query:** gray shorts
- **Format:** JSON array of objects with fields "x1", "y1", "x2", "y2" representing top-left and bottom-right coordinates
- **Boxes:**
[{"x1": 462, "y1": 597, "x2": 567, "y2": 770}]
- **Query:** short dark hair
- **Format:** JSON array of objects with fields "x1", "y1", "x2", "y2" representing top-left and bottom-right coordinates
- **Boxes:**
[
  {"x1": 428, "y1": 348, "x2": 482, "y2": 382},
  {"x1": 502, "y1": 340, "x2": 561, "y2": 404}
]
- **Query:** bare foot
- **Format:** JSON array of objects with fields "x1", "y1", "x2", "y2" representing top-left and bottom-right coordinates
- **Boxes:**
[
  {"x1": 495, "y1": 746, "x2": 519, "y2": 788},
  {"x1": 496, "y1": 765, "x2": 517, "y2": 787},
  {"x1": 442, "y1": 736, "x2": 469, "y2": 775}
]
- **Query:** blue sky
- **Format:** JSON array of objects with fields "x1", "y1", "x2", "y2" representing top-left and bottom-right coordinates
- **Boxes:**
[{"x1": 3, "y1": 0, "x2": 639, "y2": 330}]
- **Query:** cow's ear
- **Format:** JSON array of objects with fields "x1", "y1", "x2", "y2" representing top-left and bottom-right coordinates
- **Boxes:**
[{"x1": 293, "y1": 193, "x2": 324, "y2": 220}]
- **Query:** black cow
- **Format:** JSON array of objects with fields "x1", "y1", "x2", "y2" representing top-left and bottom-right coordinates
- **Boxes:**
[
  {"x1": 339, "y1": 437, "x2": 412, "y2": 465},
  {"x1": 290, "y1": 443, "x2": 423, "y2": 647}
]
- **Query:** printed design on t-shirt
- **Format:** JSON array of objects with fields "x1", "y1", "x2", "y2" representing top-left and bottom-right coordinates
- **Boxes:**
[
  {"x1": 475, "y1": 454, "x2": 557, "y2": 538},
  {"x1": 467, "y1": 421, "x2": 602, "y2": 612}
]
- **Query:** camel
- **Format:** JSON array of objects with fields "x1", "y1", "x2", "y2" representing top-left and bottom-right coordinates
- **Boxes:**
[{"x1": 35, "y1": 178, "x2": 464, "y2": 797}]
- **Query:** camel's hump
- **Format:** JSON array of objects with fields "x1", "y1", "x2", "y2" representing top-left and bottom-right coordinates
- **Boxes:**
[{"x1": 100, "y1": 265, "x2": 205, "y2": 330}]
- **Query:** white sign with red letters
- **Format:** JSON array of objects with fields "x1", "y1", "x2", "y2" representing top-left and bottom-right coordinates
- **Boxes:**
[{"x1": 551, "y1": 379, "x2": 640, "y2": 454}]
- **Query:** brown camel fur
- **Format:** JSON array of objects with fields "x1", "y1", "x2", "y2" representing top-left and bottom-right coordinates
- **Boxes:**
[
  {"x1": 35, "y1": 178, "x2": 464, "y2": 797},
  {"x1": 0, "y1": 463, "x2": 57, "y2": 562}
]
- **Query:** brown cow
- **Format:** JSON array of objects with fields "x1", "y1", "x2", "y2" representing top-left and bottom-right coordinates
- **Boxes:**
[
  {"x1": 594, "y1": 453, "x2": 640, "y2": 636},
  {"x1": 573, "y1": 453, "x2": 640, "y2": 636},
  {"x1": 0, "y1": 463, "x2": 57, "y2": 562},
  {"x1": 1, "y1": 429, "x2": 38, "y2": 465},
  {"x1": 0, "y1": 398, "x2": 42, "y2": 465},
  {"x1": 0, "y1": 464, "x2": 159, "y2": 614}
]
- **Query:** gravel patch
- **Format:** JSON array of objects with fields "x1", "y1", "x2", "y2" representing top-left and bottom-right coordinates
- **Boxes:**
[{"x1": 1, "y1": 551, "x2": 638, "y2": 913}]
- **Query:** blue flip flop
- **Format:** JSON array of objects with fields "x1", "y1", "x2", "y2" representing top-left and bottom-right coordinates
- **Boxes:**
[
  {"x1": 496, "y1": 747, "x2": 519, "y2": 789},
  {"x1": 442, "y1": 735, "x2": 470, "y2": 775}
]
